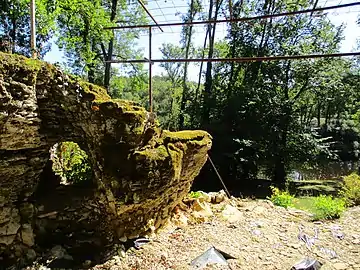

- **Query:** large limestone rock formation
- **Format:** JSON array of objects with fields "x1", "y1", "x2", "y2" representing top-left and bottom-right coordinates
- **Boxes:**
[{"x1": 0, "y1": 53, "x2": 211, "y2": 267}]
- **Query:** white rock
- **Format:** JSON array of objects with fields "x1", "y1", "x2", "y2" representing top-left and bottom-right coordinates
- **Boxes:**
[
  {"x1": 197, "y1": 191, "x2": 212, "y2": 203},
  {"x1": 253, "y1": 206, "x2": 267, "y2": 215},
  {"x1": 174, "y1": 212, "x2": 188, "y2": 227},
  {"x1": 333, "y1": 262, "x2": 348, "y2": 270},
  {"x1": 210, "y1": 190, "x2": 227, "y2": 204},
  {"x1": 221, "y1": 204, "x2": 243, "y2": 223},
  {"x1": 192, "y1": 200, "x2": 213, "y2": 217},
  {"x1": 191, "y1": 200, "x2": 213, "y2": 222}
]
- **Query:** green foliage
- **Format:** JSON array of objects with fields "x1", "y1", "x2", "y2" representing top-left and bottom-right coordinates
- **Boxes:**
[
  {"x1": 51, "y1": 142, "x2": 92, "y2": 184},
  {"x1": 293, "y1": 196, "x2": 346, "y2": 220},
  {"x1": 189, "y1": 191, "x2": 202, "y2": 198},
  {"x1": 110, "y1": 68, "x2": 148, "y2": 103},
  {"x1": 312, "y1": 195, "x2": 346, "y2": 220},
  {"x1": 341, "y1": 173, "x2": 360, "y2": 206},
  {"x1": 0, "y1": 0, "x2": 57, "y2": 57},
  {"x1": 268, "y1": 187, "x2": 294, "y2": 208},
  {"x1": 55, "y1": 0, "x2": 148, "y2": 83},
  {"x1": 293, "y1": 197, "x2": 318, "y2": 213},
  {"x1": 180, "y1": 0, "x2": 360, "y2": 189}
]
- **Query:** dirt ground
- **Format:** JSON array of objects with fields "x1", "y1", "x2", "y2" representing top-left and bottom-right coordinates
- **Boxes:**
[{"x1": 93, "y1": 197, "x2": 360, "y2": 270}]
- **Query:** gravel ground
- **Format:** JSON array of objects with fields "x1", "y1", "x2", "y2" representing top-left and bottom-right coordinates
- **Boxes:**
[{"x1": 93, "y1": 198, "x2": 360, "y2": 270}]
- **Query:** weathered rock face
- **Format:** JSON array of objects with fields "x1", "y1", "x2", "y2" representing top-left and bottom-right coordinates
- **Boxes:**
[{"x1": 0, "y1": 53, "x2": 211, "y2": 266}]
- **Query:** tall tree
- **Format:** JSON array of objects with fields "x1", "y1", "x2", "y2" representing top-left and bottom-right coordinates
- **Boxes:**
[
  {"x1": 0, "y1": 0, "x2": 57, "y2": 57},
  {"x1": 56, "y1": 0, "x2": 147, "y2": 84},
  {"x1": 201, "y1": 0, "x2": 224, "y2": 126},
  {"x1": 198, "y1": 0, "x2": 346, "y2": 188},
  {"x1": 178, "y1": 0, "x2": 202, "y2": 129}
]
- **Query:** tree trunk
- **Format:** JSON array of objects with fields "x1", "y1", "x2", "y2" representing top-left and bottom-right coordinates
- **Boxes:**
[
  {"x1": 87, "y1": 40, "x2": 97, "y2": 83},
  {"x1": 273, "y1": 157, "x2": 286, "y2": 189},
  {"x1": 317, "y1": 102, "x2": 321, "y2": 127},
  {"x1": 192, "y1": 28, "x2": 209, "y2": 125},
  {"x1": 325, "y1": 105, "x2": 330, "y2": 127},
  {"x1": 201, "y1": 0, "x2": 223, "y2": 127},
  {"x1": 179, "y1": 0, "x2": 196, "y2": 129},
  {"x1": 104, "y1": 0, "x2": 118, "y2": 91},
  {"x1": 11, "y1": 18, "x2": 16, "y2": 54},
  {"x1": 272, "y1": 114, "x2": 289, "y2": 188},
  {"x1": 88, "y1": 64, "x2": 95, "y2": 83}
]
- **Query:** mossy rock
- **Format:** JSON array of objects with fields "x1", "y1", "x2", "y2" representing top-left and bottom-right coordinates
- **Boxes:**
[{"x1": 162, "y1": 130, "x2": 211, "y2": 143}]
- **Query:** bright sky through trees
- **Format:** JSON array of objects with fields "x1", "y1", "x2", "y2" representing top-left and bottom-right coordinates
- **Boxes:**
[{"x1": 44, "y1": 0, "x2": 360, "y2": 81}]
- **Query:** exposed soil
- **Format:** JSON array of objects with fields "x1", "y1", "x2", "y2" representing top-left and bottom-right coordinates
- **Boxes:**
[{"x1": 92, "y1": 197, "x2": 360, "y2": 270}]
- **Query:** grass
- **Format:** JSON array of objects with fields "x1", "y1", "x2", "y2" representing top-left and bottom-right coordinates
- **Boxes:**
[
  {"x1": 293, "y1": 197, "x2": 317, "y2": 213},
  {"x1": 293, "y1": 196, "x2": 346, "y2": 220},
  {"x1": 288, "y1": 179, "x2": 342, "y2": 196},
  {"x1": 298, "y1": 184, "x2": 336, "y2": 193},
  {"x1": 291, "y1": 179, "x2": 340, "y2": 185}
]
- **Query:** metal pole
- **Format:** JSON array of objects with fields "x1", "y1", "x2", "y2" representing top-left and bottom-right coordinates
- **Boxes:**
[
  {"x1": 105, "y1": 51, "x2": 360, "y2": 64},
  {"x1": 30, "y1": 0, "x2": 36, "y2": 59},
  {"x1": 207, "y1": 155, "x2": 231, "y2": 199},
  {"x1": 148, "y1": 26, "x2": 153, "y2": 113}
]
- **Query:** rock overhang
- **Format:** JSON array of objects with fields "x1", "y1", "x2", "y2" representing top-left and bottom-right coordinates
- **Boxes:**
[{"x1": 0, "y1": 52, "x2": 212, "y2": 267}]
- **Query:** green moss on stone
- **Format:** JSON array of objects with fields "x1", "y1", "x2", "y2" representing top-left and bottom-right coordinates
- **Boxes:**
[
  {"x1": 0, "y1": 53, "x2": 45, "y2": 84},
  {"x1": 167, "y1": 143, "x2": 183, "y2": 177},
  {"x1": 135, "y1": 145, "x2": 169, "y2": 162},
  {"x1": 96, "y1": 100, "x2": 146, "y2": 124},
  {"x1": 132, "y1": 125, "x2": 145, "y2": 136},
  {"x1": 0, "y1": 53, "x2": 43, "y2": 72},
  {"x1": 78, "y1": 81, "x2": 111, "y2": 102},
  {"x1": 162, "y1": 130, "x2": 211, "y2": 144}
]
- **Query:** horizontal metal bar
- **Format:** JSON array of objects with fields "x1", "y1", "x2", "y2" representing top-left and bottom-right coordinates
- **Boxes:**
[
  {"x1": 105, "y1": 52, "x2": 360, "y2": 64},
  {"x1": 103, "y1": 2, "x2": 360, "y2": 30}
]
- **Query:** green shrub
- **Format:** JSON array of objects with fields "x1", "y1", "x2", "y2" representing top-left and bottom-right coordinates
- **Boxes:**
[
  {"x1": 341, "y1": 173, "x2": 360, "y2": 206},
  {"x1": 51, "y1": 142, "x2": 92, "y2": 184},
  {"x1": 312, "y1": 195, "x2": 346, "y2": 220},
  {"x1": 268, "y1": 187, "x2": 294, "y2": 208}
]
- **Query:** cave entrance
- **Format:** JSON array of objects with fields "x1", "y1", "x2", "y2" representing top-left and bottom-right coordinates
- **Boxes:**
[
  {"x1": 33, "y1": 142, "x2": 100, "y2": 268},
  {"x1": 50, "y1": 141, "x2": 93, "y2": 186},
  {"x1": 34, "y1": 141, "x2": 94, "y2": 198}
]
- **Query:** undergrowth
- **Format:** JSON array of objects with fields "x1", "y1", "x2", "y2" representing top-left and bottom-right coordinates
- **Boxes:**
[
  {"x1": 269, "y1": 187, "x2": 346, "y2": 220},
  {"x1": 312, "y1": 195, "x2": 346, "y2": 220},
  {"x1": 268, "y1": 187, "x2": 294, "y2": 208},
  {"x1": 341, "y1": 173, "x2": 360, "y2": 206}
]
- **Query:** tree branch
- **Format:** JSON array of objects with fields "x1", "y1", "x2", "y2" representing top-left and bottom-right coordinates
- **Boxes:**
[{"x1": 292, "y1": 75, "x2": 310, "y2": 102}]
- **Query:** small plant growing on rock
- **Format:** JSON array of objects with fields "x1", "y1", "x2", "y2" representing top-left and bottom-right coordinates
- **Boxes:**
[
  {"x1": 189, "y1": 191, "x2": 202, "y2": 199},
  {"x1": 268, "y1": 186, "x2": 294, "y2": 208},
  {"x1": 312, "y1": 195, "x2": 346, "y2": 220},
  {"x1": 340, "y1": 173, "x2": 360, "y2": 206}
]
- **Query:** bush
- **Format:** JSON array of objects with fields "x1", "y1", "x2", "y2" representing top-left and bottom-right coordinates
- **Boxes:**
[
  {"x1": 312, "y1": 195, "x2": 346, "y2": 220},
  {"x1": 341, "y1": 173, "x2": 360, "y2": 206},
  {"x1": 268, "y1": 187, "x2": 294, "y2": 208},
  {"x1": 51, "y1": 142, "x2": 92, "y2": 184}
]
